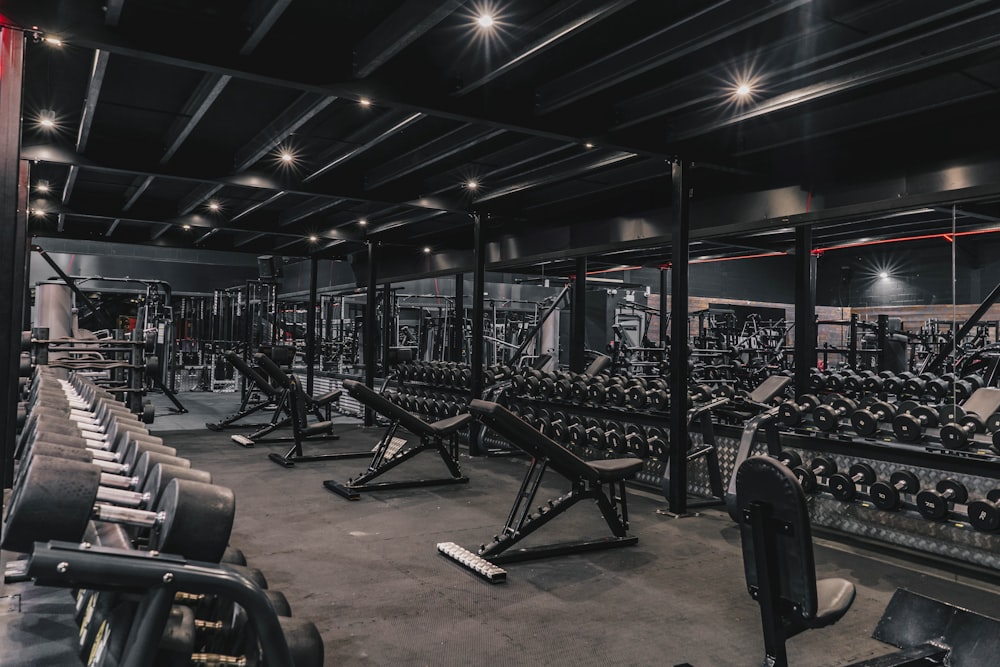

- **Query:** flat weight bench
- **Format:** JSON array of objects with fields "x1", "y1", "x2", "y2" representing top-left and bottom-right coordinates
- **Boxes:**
[
  {"x1": 736, "y1": 455, "x2": 856, "y2": 667},
  {"x1": 323, "y1": 379, "x2": 471, "y2": 500},
  {"x1": 438, "y1": 400, "x2": 642, "y2": 583},
  {"x1": 206, "y1": 351, "x2": 282, "y2": 431}
]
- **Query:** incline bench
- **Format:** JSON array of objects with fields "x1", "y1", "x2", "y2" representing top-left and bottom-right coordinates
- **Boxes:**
[
  {"x1": 438, "y1": 399, "x2": 643, "y2": 582},
  {"x1": 206, "y1": 351, "x2": 281, "y2": 431},
  {"x1": 323, "y1": 379, "x2": 471, "y2": 500}
]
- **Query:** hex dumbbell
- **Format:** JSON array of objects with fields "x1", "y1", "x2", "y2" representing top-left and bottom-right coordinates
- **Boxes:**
[{"x1": 868, "y1": 470, "x2": 920, "y2": 511}]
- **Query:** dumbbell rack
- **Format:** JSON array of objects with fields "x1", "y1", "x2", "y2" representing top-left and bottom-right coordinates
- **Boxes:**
[
  {"x1": 5, "y1": 541, "x2": 296, "y2": 667},
  {"x1": 727, "y1": 412, "x2": 1000, "y2": 576}
]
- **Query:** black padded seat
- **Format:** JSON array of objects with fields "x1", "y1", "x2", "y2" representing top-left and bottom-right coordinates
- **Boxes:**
[
  {"x1": 736, "y1": 455, "x2": 856, "y2": 666},
  {"x1": 224, "y1": 351, "x2": 280, "y2": 399},
  {"x1": 586, "y1": 457, "x2": 644, "y2": 482}
]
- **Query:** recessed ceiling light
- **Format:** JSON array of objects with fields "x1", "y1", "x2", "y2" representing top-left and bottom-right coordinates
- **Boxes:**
[
  {"x1": 423, "y1": 246, "x2": 431, "y2": 254},
  {"x1": 735, "y1": 83, "x2": 752, "y2": 97},
  {"x1": 280, "y1": 151, "x2": 294, "y2": 163},
  {"x1": 30, "y1": 208, "x2": 46, "y2": 217},
  {"x1": 37, "y1": 111, "x2": 57, "y2": 130},
  {"x1": 466, "y1": 180, "x2": 478, "y2": 190},
  {"x1": 43, "y1": 36, "x2": 62, "y2": 46},
  {"x1": 35, "y1": 182, "x2": 50, "y2": 193},
  {"x1": 359, "y1": 98, "x2": 372, "y2": 107},
  {"x1": 879, "y1": 271, "x2": 889, "y2": 279},
  {"x1": 207, "y1": 201, "x2": 221, "y2": 212},
  {"x1": 309, "y1": 235, "x2": 318, "y2": 242},
  {"x1": 477, "y1": 14, "x2": 495, "y2": 28},
  {"x1": 584, "y1": 142, "x2": 594, "y2": 149},
  {"x1": 358, "y1": 218, "x2": 367, "y2": 226},
  {"x1": 182, "y1": 224, "x2": 191, "y2": 231}
]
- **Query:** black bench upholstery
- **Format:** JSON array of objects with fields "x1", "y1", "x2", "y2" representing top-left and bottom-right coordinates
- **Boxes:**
[
  {"x1": 736, "y1": 455, "x2": 855, "y2": 667},
  {"x1": 458, "y1": 399, "x2": 641, "y2": 565},
  {"x1": 323, "y1": 380, "x2": 471, "y2": 500}
]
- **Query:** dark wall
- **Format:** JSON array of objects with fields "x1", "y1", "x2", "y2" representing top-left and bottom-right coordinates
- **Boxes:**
[
  {"x1": 816, "y1": 239, "x2": 995, "y2": 308},
  {"x1": 632, "y1": 254, "x2": 797, "y2": 303}
]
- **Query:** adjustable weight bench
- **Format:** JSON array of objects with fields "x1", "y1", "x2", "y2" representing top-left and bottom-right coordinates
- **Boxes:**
[
  {"x1": 735, "y1": 455, "x2": 856, "y2": 667},
  {"x1": 438, "y1": 400, "x2": 642, "y2": 582},
  {"x1": 206, "y1": 351, "x2": 281, "y2": 431},
  {"x1": 323, "y1": 379, "x2": 471, "y2": 500},
  {"x1": 231, "y1": 353, "x2": 341, "y2": 448}
]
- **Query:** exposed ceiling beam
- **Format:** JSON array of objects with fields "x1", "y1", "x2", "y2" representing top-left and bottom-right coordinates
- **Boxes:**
[
  {"x1": 234, "y1": 231, "x2": 270, "y2": 247},
  {"x1": 104, "y1": 219, "x2": 120, "y2": 237},
  {"x1": 22, "y1": 143, "x2": 468, "y2": 214},
  {"x1": 178, "y1": 183, "x2": 223, "y2": 216},
  {"x1": 234, "y1": 93, "x2": 337, "y2": 171},
  {"x1": 365, "y1": 125, "x2": 505, "y2": 190},
  {"x1": 669, "y1": 16, "x2": 1000, "y2": 142},
  {"x1": 534, "y1": 0, "x2": 811, "y2": 114},
  {"x1": 123, "y1": 175, "x2": 153, "y2": 211},
  {"x1": 453, "y1": 0, "x2": 638, "y2": 96},
  {"x1": 231, "y1": 191, "x2": 287, "y2": 222},
  {"x1": 76, "y1": 49, "x2": 109, "y2": 152},
  {"x1": 279, "y1": 197, "x2": 346, "y2": 226},
  {"x1": 161, "y1": 74, "x2": 232, "y2": 164},
  {"x1": 240, "y1": 0, "x2": 294, "y2": 56},
  {"x1": 150, "y1": 223, "x2": 173, "y2": 240},
  {"x1": 304, "y1": 111, "x2": 425, "y2": 182},
  {"x1": 472, "y1": 151, "x2": 636, "y2": 204},
  {"x1": 353, "y1": 0, "x2": 465, "y2": 78}
]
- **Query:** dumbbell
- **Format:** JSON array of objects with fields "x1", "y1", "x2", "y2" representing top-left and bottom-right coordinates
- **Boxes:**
[
  {"x1": 778, "y1": 394, "x2": 821, "y2": 426},
  {"x1": 603, "y1": 422, "x2": 626, "y2": 453},
  {"x1": 608, "y1": 379, "x2": 643, "y2": 407},
  {"x1": 537, "y1": 411, "x2": 572, "y2": 441},
  {"x1": 861, "y1": 371, "x2": 896, "y2": 394},
  {"x1": 645, "y1": 427, "x2": 668, "y2": 461},
  {"x1": 851, "y1": 400, "x2": 896, "y2": 436},
  {"x1": 625, "y1": 380, "x2": 669, "y2": 410},
  {"x1": 624, "y1": 424, "x2": 649, "y2": 458},
  {"x1": 792, "y1": 457, "x2": 837, "y2": 493},
  {"x1": 891, "y1": 401, "x2": 939, "y2": 442},
  {"x1": 569, "y1": 374, "x2": 591, "y2": 401},
  {"x1": 812, "y1": 397, "x2": 859, "y2": 432},
  {"x1": 690, "y1": 384, "x2": 714, "y2": 402},
  {"x1": 827, "y1": 462, "x2": 876, "y2": 501},
  {"x1": 914, "y1": 479, "x2": 968, "y2": 520},
  {"x1": 569, "y1": 418, "x2": 604, "y2": 448},
  {"x1": 868, "y1": 471, "x2": 920, "y2": 511},
  {"x1": 587, "y1": 375, "x2": 625, "y2": 403},
  {"x1": 938, "y1": 414, "x2": 988, "y2": 451},
  {"x1": 902, "y1": 373, "x2": 936, "y2": 398},
  {"x1": 2, "y1": 454, "x2": 235, "y2": 561},
  {"x1": 772, "y1": 450, "x2": 802, "y2": 469},
  {"x1": 966, "y1": 490, "x2": 1000, "y2": 533}
]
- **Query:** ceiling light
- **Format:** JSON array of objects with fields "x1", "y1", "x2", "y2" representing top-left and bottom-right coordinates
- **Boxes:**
[
  {"x1": 359, "y1": 98, "x2": 372, "y2": 107},
  {"x1": 423, "y1": 246, "x2": 431, "y2": 254},
  {"x1": 879, "y1": 271, "x2": 889, "y2": 279},
  {"x1": 35, "y1": 182, "x2": 50, "y2": 193},
  {"x1": 280, "y1": 151, "x2": 294, "y2": 163},
  {"x1": 182, "y1": 224, "x2": 191, "y2": 231},
  {"x1": 37, "y1": 110, "x2": 57, "y2": 130},
  {"x1": 358, "y1": 218, "x2": 367, "y2": 226},
  {"x1": 43, "y1": 36, "x2": 62, "y2": 46},
  {"x1": 466, "y1": 180, "x2": 478, "y2": 190},
  {"x1": 584, "y1": 143, "x2": 594, "y2": 149},
  {"x1": 309, "y1": 235, "x2": 318, "y2": 242},
  {"x1": 477, "y1": 14, "x2": 495, "y2": 28},
  {"x1": 207, "y1": 200, "x2": 221, "y2": 212},
  {"x1": 735, "y1": 83, "x2": 752, "y2": 97},
  {"x1": 30, "y1": 208, "x2": 46, "y2": 217}
]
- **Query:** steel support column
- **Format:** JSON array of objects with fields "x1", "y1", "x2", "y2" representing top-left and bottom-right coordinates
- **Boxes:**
[
  {"x1": 659, "y1": 267, "x2": 668, "y2": 346},
  {"x1": 381, "y1": 282, "x2": 392, "y2": 377},
  {"x1": 452, "y1": 272, "x2": 464, "y2": 362},
  {"x1": 0, "y1": 26, "x2": 26, "y2": 492},
  {"x1": 668, "y1": 160, "x2": 689, "y2": 515},
  {"x1": 469, "y1": 213, "x2": 486, "y2": 455},
  {"x1": 305, "y1": 255, "x2": 318, "y2": 395},
  {"x1": 570, "y1": 256, "x2": 587, "y2": 372},
  {"x1": 364, "y1": 242, "x2": 378, "y2": 426},
  {"x1": 794, "y1": 226, "x2": 817, "y2": 397}
]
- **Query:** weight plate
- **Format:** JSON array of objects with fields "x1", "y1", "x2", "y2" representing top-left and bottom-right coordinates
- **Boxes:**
[
  {"x1": 915, "y1": 490, "x2": 949, "y2": 520},
  {"x1": 937, "y1": 404, "x2": 963, "y2": 425},
  {"x1": 936, "y1": 479, "x2": 968, "y2": 505},
  {"x1": 889, "y1": 470, "x2": 920, "y2": 494},
  {"x1": 868, "y1": 481, "x2": 900, "y2": 511},
  {"x1": 967, "y1": 500, "x2": 1000, "y2": 532}
]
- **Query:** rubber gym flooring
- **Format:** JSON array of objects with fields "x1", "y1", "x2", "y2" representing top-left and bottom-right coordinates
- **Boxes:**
[{"x1": 3, "y1": 390, "x2": 1000, "y2": 666}]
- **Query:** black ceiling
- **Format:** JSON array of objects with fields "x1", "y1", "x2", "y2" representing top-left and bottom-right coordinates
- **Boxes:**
[{"x1": 4, "y1": 0, "x2": 1000, "y2": 276}]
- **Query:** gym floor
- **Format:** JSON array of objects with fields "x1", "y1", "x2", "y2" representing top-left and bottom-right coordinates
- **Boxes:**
[{"x1": 3, "y1": 390, "x2": 1000, "y2": 666}]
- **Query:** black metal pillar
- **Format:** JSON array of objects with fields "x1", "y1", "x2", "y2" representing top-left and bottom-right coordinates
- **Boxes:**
[
  {"x1": 794, "y1": 227, "x2": 817, "y2": 397},
  {"x1": 570, "y1": 257, "x2": 587, "y2": 373},
  {"x1": 381, "y1": 282, "x2": 392, "y2": 375},
  {"x1": 848, "y1": 313, "x2": 858, "y2": 368},
  {"x1": 667, "y1": 160, "x2": 690, "y2": 515},
  {"x1": 0, "y1": 28, "x2": 26, "y2": 492},
  {"x1": 364, "y1": 242, "x2": 378, "y2": 426},
  {"x1": 659, "y1": 268, "x2": 669, "y2": 346},
  {"x1": 469, "y1": 213, "x2": 486, "y2": 455},
  {"x1": 452, "y1": 273, "x2": 464, "y2": 362},
  {"x1": 876, "y1": 314, "x2": 889, "y2": 373},
  {"x1": 305, "y1": 255, "x2": 318, "y2": 395}
]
